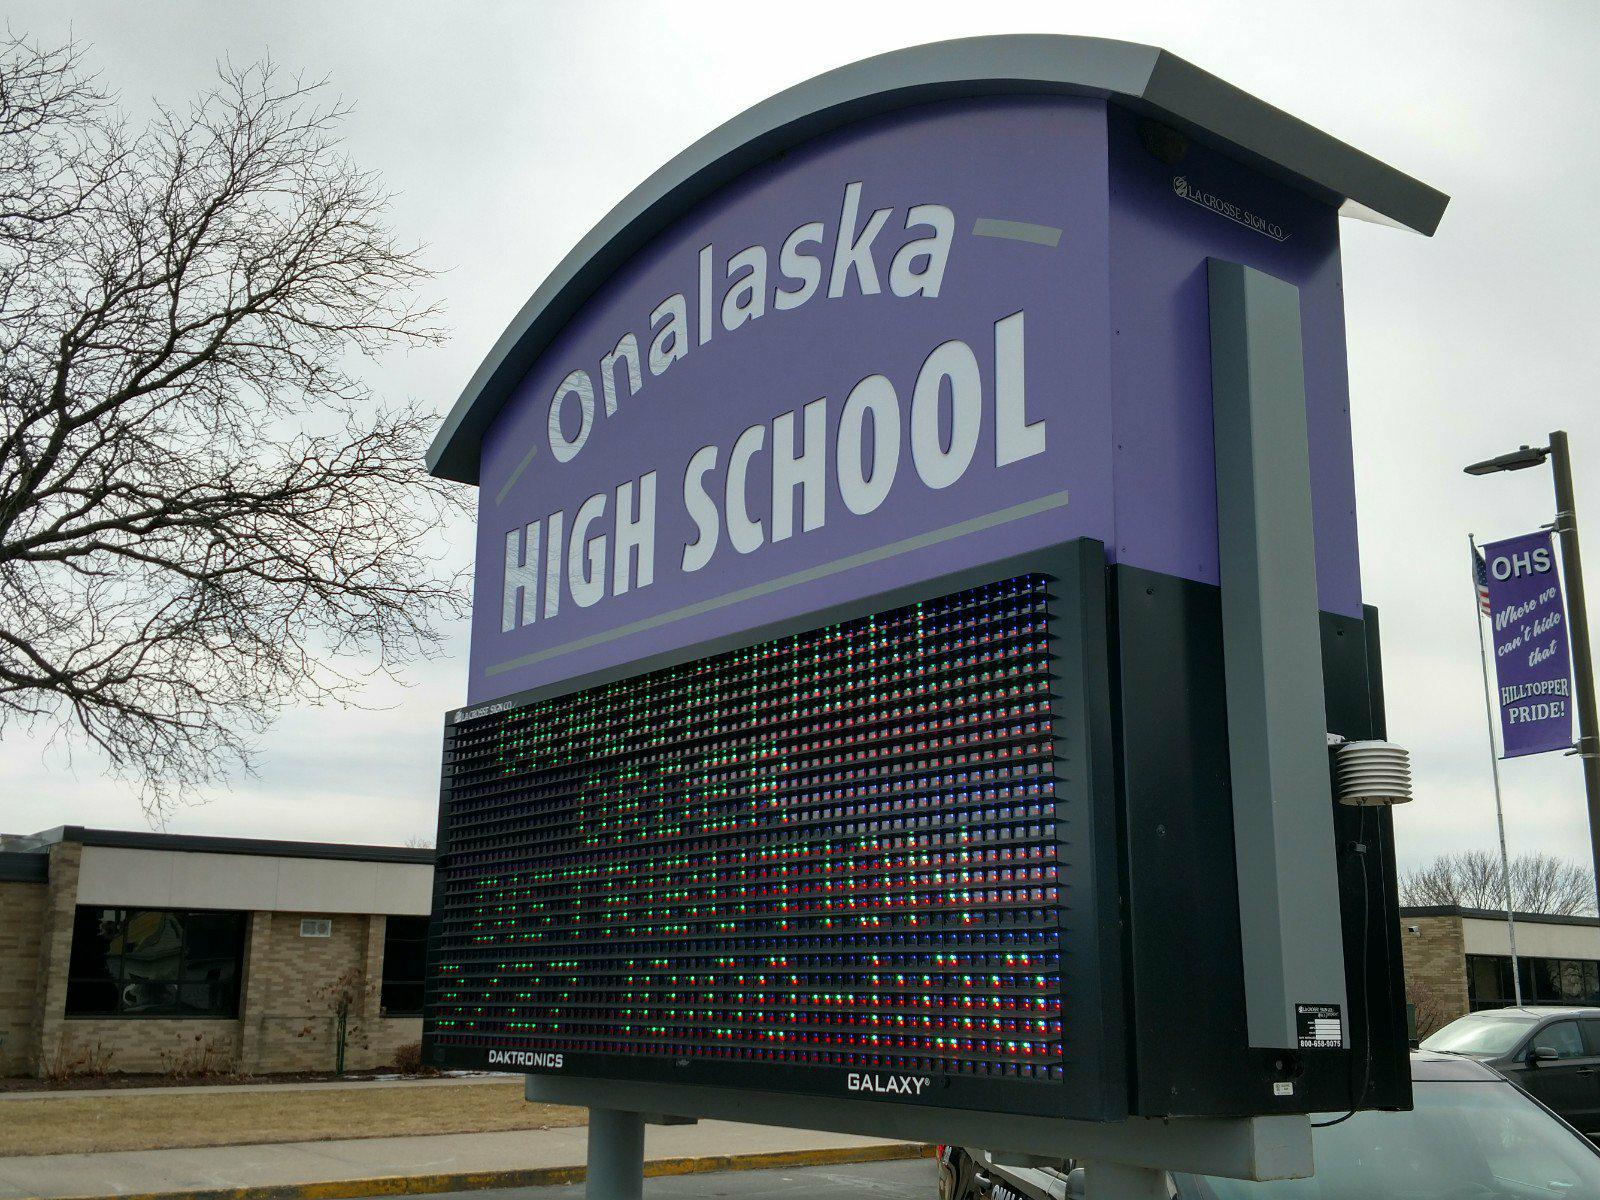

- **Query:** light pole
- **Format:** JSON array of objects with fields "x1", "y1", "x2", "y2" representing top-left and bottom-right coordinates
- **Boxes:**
[
  {"x1": 1466, "y1": 432, "x2": 1600, "y2": 911},
  {"x1": 1467, "y1": 532, "x2": 1522, "y2": 1004}
]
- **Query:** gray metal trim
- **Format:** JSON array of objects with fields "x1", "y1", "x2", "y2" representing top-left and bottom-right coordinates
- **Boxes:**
[
  {"x1": 1208, "y1": 260, "x2": 1347, "y2": 1051},
  {"x1": 453, "y1": 537, "x2": 1091, "y2": 723},
  {"x1": 1051, "y1": 540, "x2": 1126, "y2": 1120},
  {"x1": 525, "y1": 1076, "x2": 1312, "y2": 1181},
  {"x1": 483, "y1": 490, "x2": 1070, "y2": 680},
  {"x1": 30, "y1": 825, "x2": 434, "y2": 866},
  {"x1": 428, "y1": 34, "x2": 1448, "y2": 484},
  {"x1": 1135, "y1": 52, "x2": 1445, "y2": 236},
  {"x1": 0, "y1": 851, "x2": 48, "y2": 883}
]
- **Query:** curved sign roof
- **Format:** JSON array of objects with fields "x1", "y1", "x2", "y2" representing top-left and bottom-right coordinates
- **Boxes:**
[{"x1": 430, "y1": 34, "x2": 1446, "y2": 485}]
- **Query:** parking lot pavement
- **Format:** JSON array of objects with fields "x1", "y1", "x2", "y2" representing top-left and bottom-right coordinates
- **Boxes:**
[{"x1": 431, "y1": 1157, "x2": 937, "y2": 1200}]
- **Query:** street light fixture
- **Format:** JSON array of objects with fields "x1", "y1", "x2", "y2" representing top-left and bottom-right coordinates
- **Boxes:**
[
  {"x1": 1464, "y1": 444, "x2": 1550, "y2": 476},
  {"x1": 1465, "y1": 431, "x2": 1600, "y2": 910}
]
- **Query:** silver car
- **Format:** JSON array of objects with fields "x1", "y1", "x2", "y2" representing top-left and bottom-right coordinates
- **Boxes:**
[
  {"x1": 1422, "y1": 1005, "x2": 1600, "y2": 1136},
  {"x1": 940, "y1": 1051, "x2": 1600, "y2": 1199}
]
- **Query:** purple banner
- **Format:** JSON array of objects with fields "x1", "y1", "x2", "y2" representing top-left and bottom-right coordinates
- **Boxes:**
[{"x1": 1483, "y1": 531, "x2": 1574, "y2": 758}]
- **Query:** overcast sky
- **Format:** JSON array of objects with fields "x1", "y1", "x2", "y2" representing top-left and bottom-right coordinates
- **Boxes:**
[{"x1": 4, "y1": 1, "x2": 1598, "y2": 877}]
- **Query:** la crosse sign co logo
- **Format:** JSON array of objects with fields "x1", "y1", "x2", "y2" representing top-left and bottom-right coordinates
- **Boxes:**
[{"x1": 1173, "y1": 176, "x2": 1289, "y2": 242}]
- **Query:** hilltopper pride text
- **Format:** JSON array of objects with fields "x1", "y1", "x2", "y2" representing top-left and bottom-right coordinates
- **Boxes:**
[
  {"x1": 1484, "y1": 530, "x2": 1574, "y2": 759},
  {"x1": 496, "y1": 181, "x2": 1047, "y2": 635}
]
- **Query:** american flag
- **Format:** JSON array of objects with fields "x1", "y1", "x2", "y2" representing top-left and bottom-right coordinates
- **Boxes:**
[{"x1": 1473, "y1": 548, "x2": 1492, "y2": 615}]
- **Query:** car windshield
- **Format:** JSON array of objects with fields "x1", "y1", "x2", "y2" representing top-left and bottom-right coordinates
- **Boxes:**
[
  {"x1": 1421, "y1": 1012, "x2": 1537, "y2": 1057},
  {"x1": 1179, "y1": 1080, "x2": 1600, "y2": 1200}
]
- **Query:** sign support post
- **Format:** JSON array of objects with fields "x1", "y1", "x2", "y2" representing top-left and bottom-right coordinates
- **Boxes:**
[
  {"x1": 1085, "y1": 1162, "x2": 1173, "y2": 1200},
  {"x1": 1468, "y1": 533, "x2": 1522, "y2": 1005},
  {"x1": 1549, "y1": 431, "x2": 1600, "y2": 904},
  {"x1": 585, "y1": 1109, "x2": 645, "y2": 1200}
]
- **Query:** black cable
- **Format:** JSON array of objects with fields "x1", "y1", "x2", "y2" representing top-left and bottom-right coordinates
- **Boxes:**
[
  {"x1": 1354, "y1": 804, "x2": 1378, "y2": 1105},
  {"x1": 1310, "y1": 805, "x2": 1376, "y2": 1130},
  {"x1": 1310, "y1": 1109, "x2": 1357, "y2": 1129}
]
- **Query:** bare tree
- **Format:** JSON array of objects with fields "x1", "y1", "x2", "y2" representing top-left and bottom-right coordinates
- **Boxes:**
[
  {"x1": 298, "y1": 964, "x2": 377, "y2": 1075},
  {"x1": 1400, "y1": 850, "x2": 1596, "y2": 916},
  {"x1": 0, "y1": 35, "x2": 467, "y2": 817},
  {"x1": 1402, "y1": 972, "x2": 1456, "y2": 1041}
]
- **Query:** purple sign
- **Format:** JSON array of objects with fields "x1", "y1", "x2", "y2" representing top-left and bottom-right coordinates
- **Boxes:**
[
  {"x1": 1483, "y1": 531, "x2": 1574, "y2": 758},
  {"x1": 466, "y1": 98, "x2": 1360, "y2": 705}
]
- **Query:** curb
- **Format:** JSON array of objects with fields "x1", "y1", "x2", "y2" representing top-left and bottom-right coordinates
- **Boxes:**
[{"x1": 39, "y1": 1142, "x2": 932, "y2": 1200}]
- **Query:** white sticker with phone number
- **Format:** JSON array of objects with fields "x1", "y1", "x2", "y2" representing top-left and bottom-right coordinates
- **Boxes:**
[{"x1": 1296, "y1": 1003, "x2": 1344, "y2": 1049}]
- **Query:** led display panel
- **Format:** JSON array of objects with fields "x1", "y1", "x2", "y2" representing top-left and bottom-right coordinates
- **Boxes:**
[{"x1": 424, "y1": 556, "x2": 1108, "y2": 1116}]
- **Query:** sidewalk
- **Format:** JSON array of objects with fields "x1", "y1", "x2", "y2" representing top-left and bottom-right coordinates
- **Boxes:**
[
  {"x1": 0, "y1": 1120, "x2": 926, "y2": 1199},
  {"x1": 0, "y1": 1074, "x2": 511, "y2": 1104}
]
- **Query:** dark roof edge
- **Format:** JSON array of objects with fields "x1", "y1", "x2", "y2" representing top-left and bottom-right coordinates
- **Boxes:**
[
  {"x1": 427, "y1": 34, "x2": 1449, "y2": 486},
  {"x1": 1401, "y1": 904, "x2": 1600, "y2": 930},
  {"x1": 0, "y1": 851, "x2": 48, "y2": 883},
  {"x1": 32, "y1": 826, "x2": 434, "y2": 866},
  {"x1": 1136, "y1": 52, "x2": 1445, "y2": 233}
]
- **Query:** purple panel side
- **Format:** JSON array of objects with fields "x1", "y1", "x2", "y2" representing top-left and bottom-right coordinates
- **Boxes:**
[
  {"x1": 467, "y1": 98, "x2": 1114, "y2": 704},
  {"x1": 1106, "y1": 106, "x2": 1361, "y2": 618}
]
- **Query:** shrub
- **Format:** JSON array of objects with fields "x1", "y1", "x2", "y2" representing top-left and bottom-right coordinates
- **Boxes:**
[
  {"x1": 393, "y1": 1041, "x2": 424, "y2": 1074},
  {"x1": 158, "y1": 1033, "x2": 230, "y2": 1078},
  {"x1": 39, "y1": 1040, "x2": 114, "y2": 1081}
]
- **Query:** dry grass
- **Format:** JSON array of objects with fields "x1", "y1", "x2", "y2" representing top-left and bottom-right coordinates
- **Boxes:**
[{"x1": 0, "y1": 1081, "x2": 586, "y2": 1157}]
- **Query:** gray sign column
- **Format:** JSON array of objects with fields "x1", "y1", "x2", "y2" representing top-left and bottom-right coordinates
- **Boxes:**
[{"x1": 1208, "y1": 258, "x2": 1348, "y2": 1051}]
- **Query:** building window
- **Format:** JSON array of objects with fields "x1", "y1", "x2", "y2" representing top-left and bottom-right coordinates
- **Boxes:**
[
  {"x1": 1466, "y1": 953, "x2": 1600, "y2": 1012},
  {"x1": 381, "y1": 916, "x2": 429, "y2": 1016},
  {"x1": 65, "y1": 908, "x2": 244, "y2": 1018}
]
